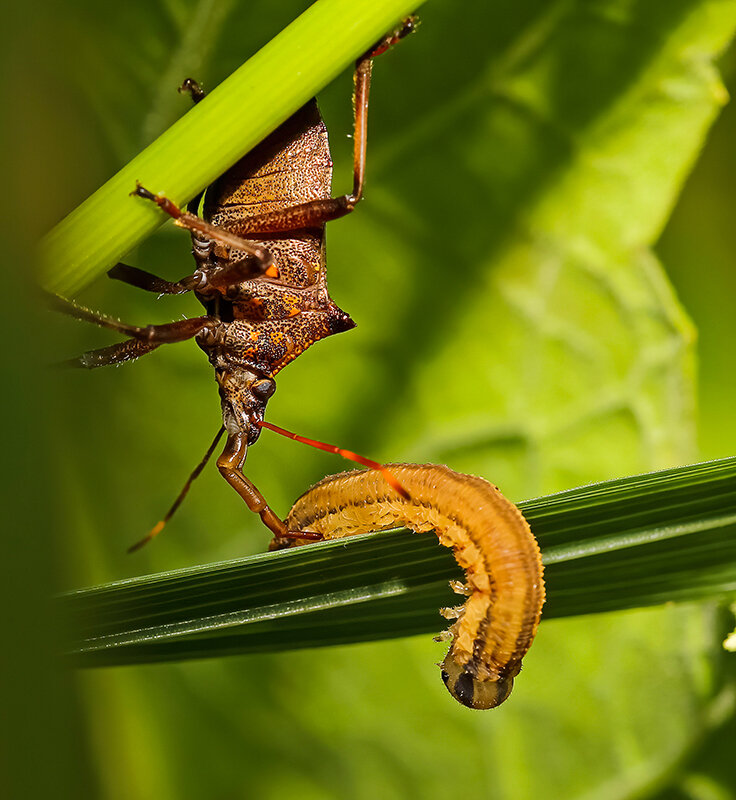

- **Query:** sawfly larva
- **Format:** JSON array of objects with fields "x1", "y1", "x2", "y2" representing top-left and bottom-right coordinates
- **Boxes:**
[{"x1": 278, "y1": 464, "x2": 545, "y2": 709}]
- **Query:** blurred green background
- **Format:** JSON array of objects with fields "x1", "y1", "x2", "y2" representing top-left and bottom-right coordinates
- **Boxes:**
[{"x1": 3, "y1": 0, "x2": 736, "y2": 798}]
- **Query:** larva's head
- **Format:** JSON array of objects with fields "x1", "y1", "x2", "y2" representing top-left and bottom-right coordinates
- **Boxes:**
[{"x1": 440, "y1": 654, "x2": 514, "y2": 710}]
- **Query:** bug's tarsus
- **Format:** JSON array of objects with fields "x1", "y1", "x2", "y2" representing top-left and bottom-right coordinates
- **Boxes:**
[
  {"x1": 179, "y1": 77, "x2": 206, "y2": 104},
  {"x1": 132, "y1": 182, "x2": 184, "y2": 220},
  {"x1": 363, "y1": 16, "x2": 418, "y2": 60},
  {"x1": 130, "y1": 182, "x2": 158, "y2": 202}
]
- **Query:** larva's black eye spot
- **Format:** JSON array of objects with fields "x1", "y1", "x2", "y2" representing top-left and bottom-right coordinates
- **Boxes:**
[
  {"x1": 453, "y1": 671, "x2": 476, "y2": 708},
  {"x1": 440, "y1": 652, "x2": 515, "y2": 710}
]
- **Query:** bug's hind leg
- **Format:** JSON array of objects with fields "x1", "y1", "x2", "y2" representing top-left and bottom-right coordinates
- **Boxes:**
[
  {"x1": 62, "y1": 337, "x2": 162, "y2": 369},
  {"x1": 48, "y1": 292, "x2": 215, "y2": 344},
  {"x1": 199, "y1": 18, "x2": 417, "y2": 238}
]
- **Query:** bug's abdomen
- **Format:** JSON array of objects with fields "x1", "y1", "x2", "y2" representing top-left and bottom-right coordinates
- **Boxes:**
[
  {"x1": 205, "y1": 307, "x2": 354, "y2": 377},
  {"x1": 204, "y1": 100, "x2": 332, "y2": 288}
]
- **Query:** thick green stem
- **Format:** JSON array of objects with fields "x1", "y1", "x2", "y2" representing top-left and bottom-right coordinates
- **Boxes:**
[{"x1": 38, "y1": 0, "x2": 425, "y2": 296}]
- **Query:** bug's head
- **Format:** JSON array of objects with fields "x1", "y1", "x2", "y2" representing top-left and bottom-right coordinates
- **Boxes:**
[
  {"x1": 440, "y1": 653, "x2": 515, "y2": 710},
  {"x1": 217, "y1": 369, "x2": 277, "y2": 445}
]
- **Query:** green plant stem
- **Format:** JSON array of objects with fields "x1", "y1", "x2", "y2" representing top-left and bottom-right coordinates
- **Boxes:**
[
  {"x1": 38, "y1": 0, "x2": 425, "y2": 297},
  {"x1": 62, "y1": 457, "x2": 736, "y2": 667}
]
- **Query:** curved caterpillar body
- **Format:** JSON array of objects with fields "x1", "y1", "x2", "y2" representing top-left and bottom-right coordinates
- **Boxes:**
[{"x1": 281, "y1": 464, "x2": 545, "y2": 710}]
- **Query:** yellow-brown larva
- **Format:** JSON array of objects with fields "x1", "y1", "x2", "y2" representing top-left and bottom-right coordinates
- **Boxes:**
[{"x1": 281, "y1": 464, "x2": 545, "y2": 709}]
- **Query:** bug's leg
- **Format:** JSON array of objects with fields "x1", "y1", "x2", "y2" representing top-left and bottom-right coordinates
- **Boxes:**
[
  {"x1": 109, "y1": 256, "x2": 265, "y2": 296},
  {"x1": 131, "y1": 184, "x2": 275, "y2": 273},
  {"x1": 179, "y1": 77, "x2": 206, "y2": 104},
  {"x1": 177, "y1": 79, "x2": 209, "y2": 215},
  {"x1": 61, "y1": 337, "x2": 162, "y2": 369},
  {"x1": 127, "y1": 426, "x2": 226, "y2": 552},
  {"x1": 107, "y1": 263, "x2": 201, "y2": 295},
  {"x1": 216, "y1": 432, "x2": 322, "y2": 541},
  {"x1": 202, "y1": 257, "x2": 269, "y2": 289},
  {"x1": 133, "y1": 18, "x2": 415, "y2": 243},
  {"x1": 220, "y1": 18, "x2": 417, "y2": 237},
  {"x1": 48, "y1": 292, "x2": 215, "y2": 344}
]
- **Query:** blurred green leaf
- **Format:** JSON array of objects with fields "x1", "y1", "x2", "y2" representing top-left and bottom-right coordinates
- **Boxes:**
[{"x1": 40, "y1": 1, "x2": 736, "y2": 799}]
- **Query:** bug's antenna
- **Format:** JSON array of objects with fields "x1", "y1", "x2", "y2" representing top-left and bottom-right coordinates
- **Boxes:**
[
  {"x1": 257, "y1": 420, "x2": 410, "y2": 500},
  {"x1": 128, "y1": 427, "x2": 226, "y2": 553}
]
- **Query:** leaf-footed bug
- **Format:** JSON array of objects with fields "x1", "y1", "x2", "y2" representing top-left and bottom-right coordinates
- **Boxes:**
[{"x1": 53, "y1": 18, "x2": 417, "y2": 551}]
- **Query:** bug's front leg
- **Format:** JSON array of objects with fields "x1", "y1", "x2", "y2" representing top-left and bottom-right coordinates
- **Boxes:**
[
  {"x1": 132, "y1": 183, "x2": 276, "y2": 273},
  {"x1": 216, "y1": 432, "x2": 322, "y2": 542}
]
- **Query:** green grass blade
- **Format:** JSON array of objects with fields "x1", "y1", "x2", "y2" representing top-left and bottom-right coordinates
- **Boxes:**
[
  {"x1": 63, "y1": 457, "x2": 736, "y2": 667},
  {"x1": 37, "y1": 0, "x2": 424, "y2": 297}
]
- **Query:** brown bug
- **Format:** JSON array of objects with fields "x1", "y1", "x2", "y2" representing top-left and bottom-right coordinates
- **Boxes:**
[{"x1": 53, "y1": 19, "x2": 416, "y2": 550}]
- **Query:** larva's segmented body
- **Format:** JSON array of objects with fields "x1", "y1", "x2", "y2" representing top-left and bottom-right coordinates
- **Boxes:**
[{"x1": 282, "y1": 464, "x2": 545, "y2": 709}]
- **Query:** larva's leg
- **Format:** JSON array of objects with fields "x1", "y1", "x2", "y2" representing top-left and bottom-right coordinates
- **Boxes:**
[
  {"x1": 48, "y1": 292, "x2": 214, "y2": 344},
  {"x1": 449, "y1": 580, "x2": 472, "y2": 597},
  {"x1": 216, "y1": 432, "x2": 322, "y2": 541}
]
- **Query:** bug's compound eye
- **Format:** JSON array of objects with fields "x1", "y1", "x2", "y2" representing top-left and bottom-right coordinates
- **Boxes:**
[
  {"x1": 252, "y1": 378, "x2": 276, "y2": 401},
  {"x1": 440, "y1": 653, "x2": 514, "y2": 710}
]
